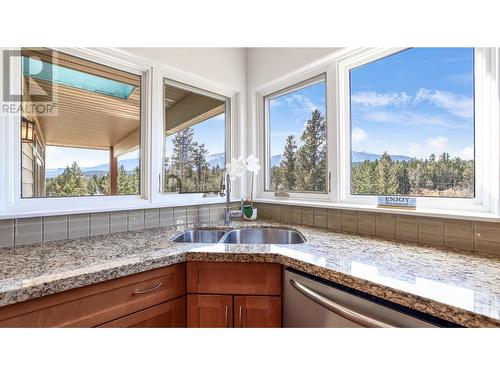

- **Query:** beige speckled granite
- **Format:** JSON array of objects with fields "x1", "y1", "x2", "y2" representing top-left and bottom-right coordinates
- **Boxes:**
[{"x1": 0, "y1": 220, "x2": 499, "y2": 327}]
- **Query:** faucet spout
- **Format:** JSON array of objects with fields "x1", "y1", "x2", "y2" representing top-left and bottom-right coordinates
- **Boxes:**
[{"x1": 224, "y1": 173, "x2": 243, "y2": 226}]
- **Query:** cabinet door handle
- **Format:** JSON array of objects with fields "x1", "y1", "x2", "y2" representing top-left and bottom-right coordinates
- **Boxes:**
[
  {"x1": 238, "y1": 305, "x2": 243, "y2": 328},
  {"x1": 289, "y1": 279, "x2": 394, "y2": 328},
  {"x1": 224, "y1": 305, "x2": 229, "y2": 327},
  {"x1": 132, "y1": 282, "x2": 163, "y2": 295}
]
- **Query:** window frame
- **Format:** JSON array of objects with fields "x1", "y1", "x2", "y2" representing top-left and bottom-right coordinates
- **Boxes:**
[
  {"x1": 161, "y1": 77, "x2": 231, "y2": 196},
  {"x1": 0, "y1": 47, "x2": 152, "y2": 217},
  {"x1": 255, "y1": 48, "x2": 500, "y2": 215},
  {"x1": 258, "y1": 68, "x2": 334, "y2": 202},
  {"x1": 149, "y1": 66, "x2": 241, "y2": 208}
]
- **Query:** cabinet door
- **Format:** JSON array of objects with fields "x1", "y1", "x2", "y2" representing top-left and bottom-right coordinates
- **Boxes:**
[
  {"x1": 187, "y1": 294, "x2": 233, "y2": 328},
  {"x1": 186, "y1": 262, "x2": 281, "y2": 296},
  {"x1": 100, "y1": 297, "x2": 186, "y2": 328},
  {"x1": 234, "y1": 296, "x2": 281, "y2": 328}
]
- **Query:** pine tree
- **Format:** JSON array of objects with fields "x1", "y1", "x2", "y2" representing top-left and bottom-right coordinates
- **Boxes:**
[
  {"x1": 280, "y1": 135, "x2": 297, "y2": 190},
  {"x1": 46, "y1": 161, "x2": 88, "y2": 197},
  {"x1": 395, "y1": 163, "x2": 411, "y2": 194},
  {"x1": 296, "y1": 109, "x2": 327, "y2": 191},
  {"x1": 171, "y1": 128, "x2": 195, "y2": 184},
  {"x1": 192, "y1": 142, "x2": 209, "y2": 191},
  {"x1": 376, "y1": 152, "x2": 397, "y2": 195}
]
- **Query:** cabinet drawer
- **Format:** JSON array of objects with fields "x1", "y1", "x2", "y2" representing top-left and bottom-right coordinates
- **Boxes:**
[
  {"x1": 0, "y1": 263, "x2": 185, "y2": 327},
  {"x1": 186, "y1": 262, "x2": 281, "y2": 295},
  {"x1": 100, "y1": 296, "x2": 186, "y2": 328}
]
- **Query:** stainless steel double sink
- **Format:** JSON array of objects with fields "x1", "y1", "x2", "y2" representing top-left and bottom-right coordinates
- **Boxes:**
[{"x1": 172, "y1": 227, "x2": 306, "y2": 244}]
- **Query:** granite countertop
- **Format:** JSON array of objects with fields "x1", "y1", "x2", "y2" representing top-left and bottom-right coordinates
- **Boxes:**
[{"x1": 0, "y1": 220, "x2": 499, "y2": 327}]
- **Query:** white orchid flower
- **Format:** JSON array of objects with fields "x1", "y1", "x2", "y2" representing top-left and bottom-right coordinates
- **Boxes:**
[
  {"x1": 246, "y1": 155, "x2": 261, "y2": 175},
  {"x1": 226, "y1": 157, "x2": 246, "y2": 178}
]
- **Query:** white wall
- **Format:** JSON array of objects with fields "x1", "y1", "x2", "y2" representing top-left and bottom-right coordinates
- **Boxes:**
[
  {"x1": 121, "y1": 48, "x2": 246, "y2": 92},
  {"x1": 245, "y1": 48, "x2": 339, "y2": 92}
]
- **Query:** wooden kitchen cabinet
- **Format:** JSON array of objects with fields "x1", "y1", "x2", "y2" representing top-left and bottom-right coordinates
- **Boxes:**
[
  {"x1": 0, "y1": 263, "x2": 185, "y2": 328},
  {"x1": 234, "y1": 296, "x2": 281, "y2": 328},
  {"x1": 187, "y1": 294, "x2": 233, "y2": 328},
  {"x1": 186, "y1": 262, "x2": 282, "y2": 328},
  {"x1": 100, "y1": 297, "x2": 186, "y2": 328},
  {"x1": 186, "y1": 262, "x2": 281, "y2": 295}
]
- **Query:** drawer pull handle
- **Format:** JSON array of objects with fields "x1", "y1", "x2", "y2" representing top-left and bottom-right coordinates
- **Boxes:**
[
  {"x1": 132, "y1": 282, "x2": 163, "y2": 295},
  {"x1": 289, "y1": 279, "x2": 394, "y2": 328},
  {"x1": 238, "y1": 305, "x2": 243, "y2": 328},
  {"x1": 225, "y1": 305, "x2": 229, "y2": 327}
]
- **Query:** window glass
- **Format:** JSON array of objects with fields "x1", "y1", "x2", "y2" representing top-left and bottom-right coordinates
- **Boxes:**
[
  {"x1": 350, "y1": 48, "x2": 474, "y2": 197},
  {"x1": 163, "y1": 81, "x2": 226, "y2": 193},
  {"x1": 21, "y1": 48, "x2": 142, "y2": 198},
  {"x1": 266, "y1": 78, "x2": 327, "y2": 192}
]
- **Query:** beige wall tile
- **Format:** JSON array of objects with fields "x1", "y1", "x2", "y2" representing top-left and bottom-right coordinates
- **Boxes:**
[
  {"x1": 90, "y1": 213, "x2": 109, "y2": 236},
  {"x1": 159, "y1": 208, "x2": 174, "y2": 227},
  {"x1": 291, "y1": 207, "x2": 302, "y2": 225},
  {"x1": 280, "y1": 206, "x2": 291, "y2": 224},
  {"x1": 313, "y1": 208, "x2": 328, "y2": 229},
  {"x1": 144, "y1": 209, "x2": 160, "y2": 229},
  {"x1": 128, "y1": 210, "x2": 145, "y2": 231},
  {"x1": 444, "y1": 219, "x2": 473, "y2": 251},
  {"x1": 419, "y1": 217, "x2": 444, "y2": 246},
  {"x1": 186, "y1": 206, "x2": 199, "y2": 224},
  {"x1": 198, "y1": 205, "x2": 210, "y2": 225},
  {"x1": 341, "y1": 211, "x2": 358, "y2": 234},
  {"x1": 210, "y1": 204, "x2": 224, "y2": 224},
  {"x1": 376, "y1": 213, "x2": 396, "y2": 240},
  {"x1": 15, "y1": 217, "x2": 43, "y2": 245},
  {"x1": 0, "y1": 219, "x2": 14, "y2": 248},
  {"x1": 474, "y1": 221, "x2": 500, "y2": 254},
  {"x1": 327, "y1": 209, "x2": 342, "y2": 232},
  {"x1": 396, "y1": 215, "x2": 418, "y2": 243},
  {"x1": 44, "y1": 215, "x2": 68, "y2": 242},
  {"x1": 173, "y1": 207, "x2": 187, "y2": 225},
  {"x1": 69, "y1": 214, "x2": 90, "y2": 239},
  {"x1": 270, "y1": 205, "x2": 281, "y2": 222},
  {"x1": 358, "y1": 212, "x2": 375, "y2": 236},
  {"x1": 110, "y1": 211, "x2": 128, "y2": 233},
  {"x1": 301, "y1": 207, "x2": 314, "y2": 226}
]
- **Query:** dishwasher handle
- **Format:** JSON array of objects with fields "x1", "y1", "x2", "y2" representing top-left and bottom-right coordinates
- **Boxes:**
[{"x1": 289, "y1": 278, "x2": 394, "y2": 328}]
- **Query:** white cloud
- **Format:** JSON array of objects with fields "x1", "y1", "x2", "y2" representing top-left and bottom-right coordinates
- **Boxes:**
[
  {"x1": 351, "y1": 91, "x2": 411, "y2": 107},
  {"x1": 363, "y1": 110, "x2": 469, "y2": 129},
  {"x1": 459, "y1": 146, "x2": 474, "y2": 160},
  {"x1": 285, "y1": 94, "x2": 319, "y2": 113},
  {"x1": 408, "y1": 142, "x2": 422, "y2": 158},
  {"x1": 426, "y1": 136, "x2": 449, "y2": 153},
  {"x1": 352, "y1": 127, "x2": 368, "y2": 143},
  {"x1": 414, "y1": 89, "x2": 473, "y2": 118}
]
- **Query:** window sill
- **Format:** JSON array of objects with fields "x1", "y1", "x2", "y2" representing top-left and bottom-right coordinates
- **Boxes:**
[
  {"x1": 0, "y1": 196, "x2": 227, "y2": 220},
  {"x1": 254, "y1": 197, "x2": 500, "y2": 222}
]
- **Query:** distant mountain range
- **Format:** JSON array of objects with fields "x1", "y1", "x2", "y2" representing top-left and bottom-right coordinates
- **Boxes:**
[
  {"x1": 46, "y1": 153, "x2": 226, "y2": 179},
  {"x1": 270, "y1": 151, "x2": 413, "y2": 167},
  {"x1": 46, "y1": 151, "x2": 412, "y2": 178}
]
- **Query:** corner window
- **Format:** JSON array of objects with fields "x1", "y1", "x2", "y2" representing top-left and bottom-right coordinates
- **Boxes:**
[
  {"x1": 349, "y1": 48, "x2": 475, "y2": 198},
  {"x1": 163, "y1": 80, "x2": 228, "y2": 194},
  {"x1": 20, "y1": 48, "x2": 142, "y2": 198},
  {"x1": 265, "y1": 76, "x2": 327, "y2": 193}
]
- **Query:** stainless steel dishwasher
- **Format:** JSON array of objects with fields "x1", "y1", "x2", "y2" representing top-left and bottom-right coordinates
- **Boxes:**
[{"x1": 284, "y1": 269, "x2": 440, "y2": 328}]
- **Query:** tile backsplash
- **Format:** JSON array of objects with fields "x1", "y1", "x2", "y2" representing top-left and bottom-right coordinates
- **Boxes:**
[
  {"x1": 0, "y1": 204, "x2": 226, "y2": 248},
  {"x1": 1, "y1": 201, "x2": 500, "y2": 257},
  {"x1": 254, "y1": 202, "x2": 500, "y2": 256}
]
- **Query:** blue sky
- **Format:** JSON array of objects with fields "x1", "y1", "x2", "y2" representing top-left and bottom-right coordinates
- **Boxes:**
[
  {"x1": 351, "y1": 47, "x2": 474, "y2": 159},
  {"x1": 269, "y1": 81, "x2": 326, "y2": 155},
  {"x1": 268, "y1": 48, "x2": 474, "y2": 160},
  {"x1": 165, "y1": 113, "x2": 225, "y2": 160}
]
